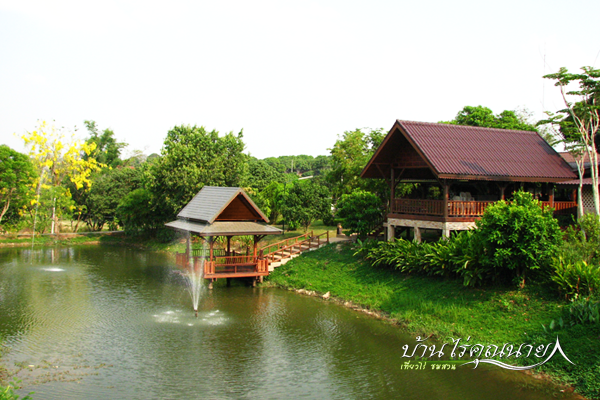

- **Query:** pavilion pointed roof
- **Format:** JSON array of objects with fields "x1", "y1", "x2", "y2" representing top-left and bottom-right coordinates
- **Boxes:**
[{"x1": 165, "y1": 186, "x2": 281, "y2": 236}]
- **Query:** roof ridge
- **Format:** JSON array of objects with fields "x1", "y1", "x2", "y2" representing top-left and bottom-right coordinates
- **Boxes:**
[{"x1": 396, "y1": 119, "x2": 537, "y2": 135}]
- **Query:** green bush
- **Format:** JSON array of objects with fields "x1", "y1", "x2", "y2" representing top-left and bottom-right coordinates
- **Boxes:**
[
  {"x1": 580, "y1": 213, "x2": 600, "y2": 243},
  {"x1": 358, "y1": 231, "x2": 488, "y2": 287},
  {"x1": 551, "y1": 257, "x2": 600, "y2": 299},
  {"x1": 336, "y1": 190, "x2": 383, "y2": 237},
  {"x1": 475, "y1": 191, "x2": 562, "y2": 286}
]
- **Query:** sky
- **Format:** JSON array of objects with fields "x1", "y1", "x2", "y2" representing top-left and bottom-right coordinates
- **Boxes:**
[{"x1": 1, "y1": 0, "x2": 599, "y2": 160}]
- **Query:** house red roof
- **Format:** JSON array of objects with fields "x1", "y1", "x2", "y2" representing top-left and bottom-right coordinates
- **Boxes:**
[{"x1": 361, "y1": 120, "x2": 576, "y2": 182}]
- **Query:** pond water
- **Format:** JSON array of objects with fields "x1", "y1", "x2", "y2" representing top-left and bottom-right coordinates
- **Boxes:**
[{"x1": 0, "y1": 246, "x2": 577, "y2": 399}]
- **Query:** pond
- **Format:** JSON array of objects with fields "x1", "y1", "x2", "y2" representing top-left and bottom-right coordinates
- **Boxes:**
[{"x1": 0, "y1": 246, "x2": 577, "y2": 399}]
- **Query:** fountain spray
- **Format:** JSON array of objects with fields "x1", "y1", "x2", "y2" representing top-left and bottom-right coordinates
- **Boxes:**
[{"x1": 183, "y1": 232, "x2": 206, "y2": 317}]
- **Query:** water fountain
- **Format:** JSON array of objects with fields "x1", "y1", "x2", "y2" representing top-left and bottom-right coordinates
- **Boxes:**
[{"x1": 182, "y1": 232, "x2": 206, "y2": 317}]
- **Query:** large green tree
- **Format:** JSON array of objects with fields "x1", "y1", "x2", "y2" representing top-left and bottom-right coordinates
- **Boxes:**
[
  {"x1": 0, "y1": 145, "x2": 36, "y2": 226},
  {"x1": 443, "y1": 105, "x2": 537, "y2": 131},
  {"x1": 146, "y1": 125, "x2": 248, "y2": 222},
  {"x1": 326, "y1": 128, "x2": 387, "y2": 202}
]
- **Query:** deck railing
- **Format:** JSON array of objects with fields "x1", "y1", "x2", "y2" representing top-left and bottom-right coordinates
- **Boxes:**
[
  {"x1": 541, "y1": 201, "x2": 578, "y2": 215},
  {"x1": 174, "y1": 230, "x2": 331, "y2": 278},
  {"x1": 392, "y1": 198, "x2": 577, "y2": 218}
]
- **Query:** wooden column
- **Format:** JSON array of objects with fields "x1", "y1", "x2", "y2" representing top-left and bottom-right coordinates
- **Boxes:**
[
  {"x1": 227, "y1": 236, "x2": 231, "y2": 256},
  {"x1": 390, "y1": 168, "x2": 395, "y2": 207},
  {"x1": 443, "y1": 182, "x2": 449, "y2": 220},
  {"x1": 572, "y1": 188, "x2": 577, "y2": 202},
  {"x1": 549, "y1": 186, "x2": 555, "y2": 208},
  {"x1": 500, "y1": 186, "x2": 506, "y2": 200},
  {"x1": 209, "y1": 237, "x2": 214, "y2": 261},
  {"x1": 253, "y1": 235, "x2": 258, "y2": 259}
]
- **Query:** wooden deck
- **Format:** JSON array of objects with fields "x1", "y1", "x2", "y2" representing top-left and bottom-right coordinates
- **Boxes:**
[
  {"x1": 174, "y1": 231, "x2": 330, "y2": 280},
  {"x1": 392, "y1": 198, "x2": 577, "y2": 220}
]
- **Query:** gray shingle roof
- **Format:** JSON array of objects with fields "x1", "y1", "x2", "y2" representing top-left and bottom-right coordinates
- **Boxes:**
[{"x1": 177, "y1": 186, "x2": 268, "y2": 223}]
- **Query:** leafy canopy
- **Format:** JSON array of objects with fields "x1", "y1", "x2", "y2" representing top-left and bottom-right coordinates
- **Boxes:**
[
  {"x1": 0, "y1": 145, "x2": 36, "y2": 225},
  {"x1": 443, "y1": 105, "x2": 537, "y2": 131},
  {"x1": 84, "y1": 120, "x2": 128, "y2": 168},
  {"x1": 145, "y1": 125, "x2": 247, "y2": 221},
  {"x1": 280, "y1": 180, "x2": 331, "y2": 232}
]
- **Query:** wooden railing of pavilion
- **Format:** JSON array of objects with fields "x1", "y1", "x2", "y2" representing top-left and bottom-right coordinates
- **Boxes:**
[
  {"x1": 174, "y1": 231, "x2": 331, "y2": 279},
  {"x1": 392, "y1": 198, "x2": 577, "y2": 217}
]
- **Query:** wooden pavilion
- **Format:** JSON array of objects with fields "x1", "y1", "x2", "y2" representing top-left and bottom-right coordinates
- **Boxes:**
[
  {"x1": 165, "y1": 186, "x2": 282, "y2": 283},
  {"x1": 361, "y1": 120, "x2": 578, "y2": 241}
]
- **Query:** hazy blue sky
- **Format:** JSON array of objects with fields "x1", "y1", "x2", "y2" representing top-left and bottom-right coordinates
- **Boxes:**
[{"x1": 1, "y1": 0, "x2": 599, "y2": 159}]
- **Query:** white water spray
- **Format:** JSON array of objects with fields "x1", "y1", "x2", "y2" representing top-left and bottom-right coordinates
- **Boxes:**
[{"x1": 182, "y1": 233, "x2": 206, "y2": 317}]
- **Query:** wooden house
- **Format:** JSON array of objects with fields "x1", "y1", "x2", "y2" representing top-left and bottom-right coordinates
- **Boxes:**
[{"x1": 361, "y1": 120, "x2": 578, "y2": 241}]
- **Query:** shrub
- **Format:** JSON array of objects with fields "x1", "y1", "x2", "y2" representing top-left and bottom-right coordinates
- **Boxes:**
[
  {"x1": 358, "y1": 231, "x2": 488, "y2": 287},
  {"x1": 551, "y1": 257, "x2": 600, "y2": 299},
  {"x1": 580, "y1": 213, "x2": 600, "y2": 243},
  {"x1": 336, "y1": 190, "x2": 383, "y2": 238},
  {"x1": 475, "y1": 191, "x2": 562, "y2": 286}
]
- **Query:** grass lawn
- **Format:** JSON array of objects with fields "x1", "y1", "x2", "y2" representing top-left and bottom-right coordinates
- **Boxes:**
[{"x1": 265, "y1": 242, "x2": 600, "y2": 399}]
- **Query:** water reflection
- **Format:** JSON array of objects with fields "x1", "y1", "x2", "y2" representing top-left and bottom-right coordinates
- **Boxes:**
[{"x1": 0, "y1": 246, "x2": 578, "y2": 400}]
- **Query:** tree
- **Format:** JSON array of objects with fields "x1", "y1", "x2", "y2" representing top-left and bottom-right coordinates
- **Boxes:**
[
  {"x1": 443, "y1": 105, "x2": 538, "y2": 131},
  {"x1": 326, "y1": 128, "x2": 386, "y2": 202},
  {"x1": 280, "y1": 180, "x2": 330, "y2": 232},
  {"x1": 0, "y1": 145, "x2": 36, "y2": 226},
  {"x1": 336, "y1": 190, "x2": 383, "y2": 238},
  {"x1": 84, "y1": 120, "x2": 128, "y2": 168},
  {"x1": 543, "y1": 67, "x2": 600, "y2": 216},
  {"x1": 21, "y1": 121, "x2": 104, "y2": 233},
  {"x1": 145, "y1": 125, "x2": 247, "y2": 223},
  {"x1": 245, "y1": 157, "x2": 284, "y2": 192},
  {"x1": 116, "y1": 188, "x2": 162, "y2": 235},
  {"x1": 81, "y1": 167, "x2": 143, "y2": 231}
]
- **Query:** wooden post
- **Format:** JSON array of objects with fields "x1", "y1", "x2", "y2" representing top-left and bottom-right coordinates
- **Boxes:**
[
  {"x1": 572, "y1": 188, "x2": 577, "y2": 202},
  {"x1": 443, "y1": 182, "x2": 449, "y2": 220},
  {"x1": 549, "y1": 186, "x2": 555, "y2": 208},
  {"x1": 209, "y1": 237, "x2": 214, "y2": 261},
  {"x1": 253, "y1": 235, "x2": 258, "y2": 259},
  {"x1": 500, "y1": 186, "x2": 506, "y2": 200},
  {"x1": 227, "y1": 236, "x2": 231, "y2": 256},
  {"x1": 390, "y1": 167, "x2": 395, "y2": 208}
]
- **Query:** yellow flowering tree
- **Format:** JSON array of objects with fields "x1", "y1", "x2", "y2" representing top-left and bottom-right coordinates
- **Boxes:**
[{"x1": 21, "y1": 121, "x2": 104, "y2": 233}]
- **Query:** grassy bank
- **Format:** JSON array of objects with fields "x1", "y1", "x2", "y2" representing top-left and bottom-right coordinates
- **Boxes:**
[{"x1": 265, "y1": 242, "x2": 600, "y2": 399}]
